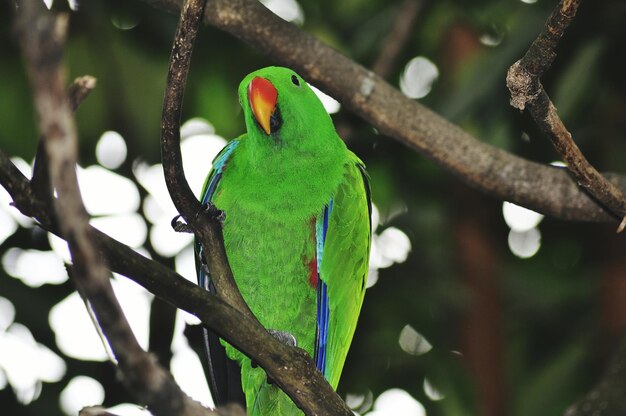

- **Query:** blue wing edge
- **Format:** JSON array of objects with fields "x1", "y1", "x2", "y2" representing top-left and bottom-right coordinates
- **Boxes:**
[
  {"x1": 194, "y1": 139, "x2": 244, "y2": 407},
  {"x1": 313, "y1": 160, "x2": 372, "y2": 380}
]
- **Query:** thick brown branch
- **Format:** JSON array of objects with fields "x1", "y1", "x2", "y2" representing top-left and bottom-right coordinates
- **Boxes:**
[
  {"x1": 140, "y1": 0, "x2": 626, "y2": 223},
  {"x1": 15, "y1": 2, "x2": 209, "y2": 415},
  {"x1": 160, "y1": 0, "x2": 254, "y2": 318},
  {"x1": 507, "y1": 0, "x2": 626, "y2": 227}
]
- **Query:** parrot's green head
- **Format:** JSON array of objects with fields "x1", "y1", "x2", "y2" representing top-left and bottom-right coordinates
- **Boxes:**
[{"x1": 238, "y1": 66, "x2": 336, "y2": 146}]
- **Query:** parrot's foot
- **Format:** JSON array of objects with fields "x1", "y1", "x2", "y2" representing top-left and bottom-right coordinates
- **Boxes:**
[
  {"x1": 171, "y1": 214, "x2": 193, "y2": 233},
  {"x1": 170, "y1": 203, "x2": 225, "y2": 233},
  {"x1": 198, "y1": 201, "x2": 226, "y2": 224},
  {"x1": 250, "y1": 329, "x2": 297, "y2": 371},
  {"x1": 268, "y1": 329, "x2": 298, "y2": 348}
]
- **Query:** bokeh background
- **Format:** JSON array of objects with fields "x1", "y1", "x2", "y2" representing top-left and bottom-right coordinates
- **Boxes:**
[{"x1": 1, "y1": 0, "x2": 626, "y2": 415}]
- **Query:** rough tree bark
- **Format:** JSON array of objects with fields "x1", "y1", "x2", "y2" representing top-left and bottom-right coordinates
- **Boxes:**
[{"x1": 507, "y1": 0, "x2": 626, "y2": 230}]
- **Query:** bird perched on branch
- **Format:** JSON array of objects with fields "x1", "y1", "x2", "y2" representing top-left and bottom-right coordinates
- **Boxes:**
[{"x1": 195, "y1": 66, "x2": 371, "y2": 415}]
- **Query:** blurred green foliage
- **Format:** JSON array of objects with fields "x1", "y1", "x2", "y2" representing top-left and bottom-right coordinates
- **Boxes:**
[{"x1": 2, "y1": 0, "x2": 626, "y2": 415}]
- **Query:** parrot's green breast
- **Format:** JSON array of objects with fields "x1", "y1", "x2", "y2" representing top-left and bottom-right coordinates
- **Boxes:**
[{"x1": 213, "y1": 135, "x2": 347, "y2": 354}]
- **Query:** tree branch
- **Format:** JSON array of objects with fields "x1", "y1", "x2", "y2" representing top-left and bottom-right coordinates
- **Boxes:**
[
  {"x1": 371, "y1": 0, "x2": 422, "y2": 79},
  {"x1": 506, "y1": 0, "x2": 626, "y2": 230},
  {"x1": 30, "y1": 75, "x2": 97, "y2": 213},
  {"x1": 160, "y1": 0, "x2": 254, "y2": 319},
  {"x1": 140, "y1": 0, "x2": 626, "y2": 223},
  {"x1": 15, "y1": 2, "x2": 211, "y2": 415}
]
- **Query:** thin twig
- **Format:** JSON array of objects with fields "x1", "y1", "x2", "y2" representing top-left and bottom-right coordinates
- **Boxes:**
[
  {"x1": 15, "y1": 2, "x2": 210, "y2": 415},
  {"x1": 506, "y1": 0, "x2": 626, "y2": 230},
  {"x1": 371, "y1": 0, "x2": 422, "y2": 78},
  {"x1": 336, "y1": 0, "x2": 420, "y2": 141},
  {"x1": 31, "y1": 75, "x2": 96, "y2": 209}
]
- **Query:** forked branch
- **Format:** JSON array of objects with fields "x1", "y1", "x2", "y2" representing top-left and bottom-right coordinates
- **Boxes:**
[{"x1": 506, "y1": 0, "x2": 626, "y2": 231}]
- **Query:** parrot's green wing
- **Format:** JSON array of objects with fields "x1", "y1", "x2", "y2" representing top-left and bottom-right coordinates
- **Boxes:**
[
  {"x1": 317, "y1": 153, "x2": 371, "y2": 388},
  {"x1": 195, "y1": 138, "x2": 246, "y2": 407}
]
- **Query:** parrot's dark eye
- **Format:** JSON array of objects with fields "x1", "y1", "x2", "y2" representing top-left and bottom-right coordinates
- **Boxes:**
[{"x1": 291, "y1": 75, "x2": 300, "y2": 87}]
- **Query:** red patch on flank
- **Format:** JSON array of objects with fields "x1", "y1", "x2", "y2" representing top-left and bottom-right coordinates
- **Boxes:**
[{"x1": 308, "y1": 258, "x2": 318, "y2": 288}]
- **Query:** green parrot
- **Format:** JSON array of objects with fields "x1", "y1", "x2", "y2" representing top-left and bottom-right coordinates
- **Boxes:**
[{"x1": 195, "y1": 66, "x2": 371, "y2": 415}]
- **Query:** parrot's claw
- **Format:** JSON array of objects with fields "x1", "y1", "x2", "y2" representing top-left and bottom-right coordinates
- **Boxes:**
[
  {"x1": 171, "y1": 214, "x2": 193, "y2": 233},
  {"x1": 198, "y1": 202, "x2": 226, "y2": 224},
  {"x1": 250, "y1": 329, "x2": 297, "y2": 371},
  {"x1": 268, "y1": 329, "x2": 298, "y2": 348},
  {"x1": 171, "y1": 203, "x2": 225, "y2": 233}
]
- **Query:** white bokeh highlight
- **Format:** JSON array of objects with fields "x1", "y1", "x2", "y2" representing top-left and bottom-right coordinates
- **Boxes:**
[
  {"x1": 103, "y1": 404, "x2": 153, "y2": 416},
  {"x1": 0, "y1": 158, "x2": 35, "y2": 229},
  {"x1": 423, "y1": 377, "x2": 445, "y2": 401},
  {"x1": 78, "y1": 165, "x2": 140, "y2": 216},
  {"x1": 502, "y1": 202, "x2": 543, "y2": 258},
  {"x1": 96, "y1": 131, "x2": 128, "y2": 170},
  {"x1": 502, "y1": 202, "x2": 544, "y2": 232},
  {"x1": 508, "y1": 228, "x2": 541, "y2": 259},
  {"x1": 373, "y1": 227, "x2": 411, "y2": 267},
  {"x1": 44, "y1": 0, "x2": 78, "y2": 10},
  {"x1": 310, "y1": 84, "x2": 341, "y2": 114},
  {"x1": 346, "y1": 390, "x2": 374, "y2": 414},
  {"x1": 0, "y1": 297, "x2": 16, "y2": 331},
  {"x1": 139, "y1": 175, "x2": 189, "y2": 257},
  {"x1": 260, "y1": 0, "x2": 305, "y2": 25},
  {"x1": 400, "y1": 57, "x2": 439, "y2": 99},
  {"x1": 3, "y1": 248, "x2": 68, "y2": 287},
  {"x1": 59, "y1": 376, "x2": 105, "y2": 415},
  {"x1": 181, "y1": 117, "x2": 216, "y2": 138},
  {"x1": 175, "y1": 246, "x2": 202, "y2": 325},
  {"x1": 0, "y1": 199, "x2": 18, "y2": 246},
  {"x1": 135, "y1": 119, "x2": 227, "y2": 258},
  {"x1": 398, "y1": 324, "x2": 432, "y2": 356},
  {"x1": 48, "y1": 232, "x2": 72, "y2": 263},
  {"x1": 49, "y1": 277, "x2": 153, "y2": 361},
  {"x1": 368, "y1": 205, "x2": 412, "y2": 288},
  {"x1": 170, "y1": 313, "x2": 213, "y2": 407},
  {"x1": 49, "y1": 292, "x2": 110, "y2": 362},
  {"x1": 90, "y1": 213, "x2": 147, "y2": 248},
  {"x1": 367, "y1": 389, "x2": 426, "y2": 416},
  {"x1": 0, "y1": 322, "x2": 66, "y2": 404}
]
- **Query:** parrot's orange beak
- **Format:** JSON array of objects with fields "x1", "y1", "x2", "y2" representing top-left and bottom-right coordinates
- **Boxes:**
[{"x1": 248, "y1": 77, "x2": 278, "y2": 135}]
